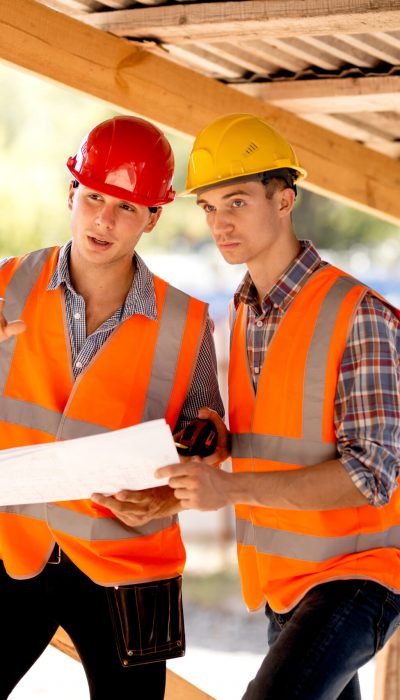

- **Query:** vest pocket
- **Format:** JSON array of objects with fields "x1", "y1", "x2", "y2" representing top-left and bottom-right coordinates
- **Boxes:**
[{"x1": 107, "y1": 575, "x2": 185, "y2": 666}]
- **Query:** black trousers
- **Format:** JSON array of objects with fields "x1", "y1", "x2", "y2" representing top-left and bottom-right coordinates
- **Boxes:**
[{"x1": 0, "y1": 552, "x2": 166, "y2": 700}]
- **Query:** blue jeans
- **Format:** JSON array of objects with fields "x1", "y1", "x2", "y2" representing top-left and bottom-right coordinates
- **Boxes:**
[{"x1": 242, "y1": 579, "x2": 400, "y2": 700}]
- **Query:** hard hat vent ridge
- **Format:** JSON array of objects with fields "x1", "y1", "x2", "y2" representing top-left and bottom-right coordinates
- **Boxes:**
[{"x1": 243, "y1": 142, "x2": 259, "y2": 156}]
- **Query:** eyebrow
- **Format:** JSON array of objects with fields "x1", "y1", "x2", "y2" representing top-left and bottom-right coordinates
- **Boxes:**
[{"x1": 197, "y1": 189, "x2": 251, "y2": 205}]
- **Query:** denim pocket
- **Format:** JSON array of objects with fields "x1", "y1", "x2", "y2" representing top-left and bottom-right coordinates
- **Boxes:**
[{"x1": 376, "y1": 589, "x2": 400, "y2": 651}]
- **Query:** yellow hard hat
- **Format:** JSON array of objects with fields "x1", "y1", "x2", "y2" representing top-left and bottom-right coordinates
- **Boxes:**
[{"x1": 181, "y1": 113, "x2": 307, "y2": 195}]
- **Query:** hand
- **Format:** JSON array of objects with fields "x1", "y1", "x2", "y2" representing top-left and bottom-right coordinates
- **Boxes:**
[
  {"x1": 156, "y1": 460, "x2": 231, "y2": 511},
  {"x1": 0, "y1": 298, "x2": 26, "y2": 342},
  {"x1": 90, "y1": 485, "x2": 182, "y2": 527},
  {"x1": 174, "y1": 407, "x2": 230, "y2": 467}
]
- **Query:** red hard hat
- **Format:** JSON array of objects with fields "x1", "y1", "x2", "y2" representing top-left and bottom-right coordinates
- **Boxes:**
[{"x1": 66, "y1": 116, "x2": 175, "y2": 207}]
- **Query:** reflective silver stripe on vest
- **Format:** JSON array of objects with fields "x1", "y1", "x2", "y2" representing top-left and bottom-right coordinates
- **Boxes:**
[
  {"x1": 231, "y1": 433, "x2": 337, "y2": 465},
  {"x1": 0, "y1": 396, "x2": 62, "y2": 435},
  {"x1": 0, "y1": 248, "x2": 53, "y2": 393},
  {"x1": 0, "y1": 503, "x2": 48, "y2": 519},
  {"x1": 58, "y1": 416, "x2": 110, "y2": 440},
  {"x1": 236, "y1": 518, "x2": 400, "y2": 562},
  {"x1": 0, "y1": 396, "x2": 109, "y2": 439},
  {"x1": 0, "y1": 503, "x2": 178, "y2": 540},
  {"x1": 229, "y1": 301, "x2": 238, "y2": 350},
  {"x1": 302, "y1": 274, "x2": 363, "y2": 441},
  {"x1": 141, "y1": 284, "x2": 196, "y2": 423}
]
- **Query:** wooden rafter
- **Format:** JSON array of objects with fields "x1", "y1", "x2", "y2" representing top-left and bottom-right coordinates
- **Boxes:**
[
  {"x1": 239, "y1": 76, "x2": 400, "y2": 114},
  {"x1": 2, "y1": 0, "x2": 400, "y2": 226},
  {"x1": 75, "y1": 1, "x2": 400, "y2": 44}
]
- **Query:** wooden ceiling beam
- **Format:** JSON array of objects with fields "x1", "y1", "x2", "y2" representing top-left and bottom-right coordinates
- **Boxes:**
[
  {"x1": 2, "y1": 0, "x2": 400, "y2": 226},
  {"x1": 74, "y1": 1, "x2": 400, "y2": 44},
  {"x1": 239, "y1": 76, "x2": 400, "y2": 114},
  {"x1": 43, "y1": 0, "x2": 100, "y2": 12}
]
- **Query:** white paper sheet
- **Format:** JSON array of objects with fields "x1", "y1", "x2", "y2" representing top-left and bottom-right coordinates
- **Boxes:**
[{"x1": 0, "y1": 419, "x2": 178, "y2": 506}]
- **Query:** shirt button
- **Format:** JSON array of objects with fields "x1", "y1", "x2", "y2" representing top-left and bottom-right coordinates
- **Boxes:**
[
  {"x1": 256, "y1": 320, "x2": 263, "y2": 328},
  {"x1": 75, "y1": 361, "x2": 83, "y2": 369},
  {"x1": 74, "y1": 312, "x2": 81, "y2": 320}
]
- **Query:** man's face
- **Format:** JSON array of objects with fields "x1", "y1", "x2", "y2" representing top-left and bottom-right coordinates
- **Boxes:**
[
  {"x1": 68, "y1": 184, "x2": 160, "y2": 268},
  {"x1": 196, "y1": 180, "x2": 293, "y2": 268}
]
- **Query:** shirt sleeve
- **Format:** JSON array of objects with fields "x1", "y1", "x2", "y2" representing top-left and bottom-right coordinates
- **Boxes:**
[
  {"x1": 174, "y1": 315, "x2": 225, "y2": 433},
  {"x1": 336, "y1": 293, "x2": 400, "y2": 506}
]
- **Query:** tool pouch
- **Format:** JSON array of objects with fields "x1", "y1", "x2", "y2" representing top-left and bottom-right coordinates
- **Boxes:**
[{"x1": 107, "y1": 575, "x2": 185, "y2": 666}]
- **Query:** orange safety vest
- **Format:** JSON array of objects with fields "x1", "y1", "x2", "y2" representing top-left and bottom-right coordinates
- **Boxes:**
[
  {"x1": 229, "y1": 265, "x2": 400, "y2": 613},
  {"x1": 0, "y1": 247, "x2": 208, "y2": 584}
]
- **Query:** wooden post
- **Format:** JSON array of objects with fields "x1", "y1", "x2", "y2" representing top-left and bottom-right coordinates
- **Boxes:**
[{"x1": 374, "y1": 629, "x2": 400, "y2": 700}]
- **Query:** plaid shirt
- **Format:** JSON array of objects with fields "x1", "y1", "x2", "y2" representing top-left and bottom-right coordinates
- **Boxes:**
[
  {"x1": 33, "y1": 242, "x2": 223, "y2": 432},
  {"x1": 234, "y1": 240, "x2": 400, "y2": 507}
]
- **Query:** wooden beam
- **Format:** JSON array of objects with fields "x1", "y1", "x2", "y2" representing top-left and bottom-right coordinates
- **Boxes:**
[
  {"x1": 297, "y1": 35, "x2": 376, "y2": 67},
  {"x1": 300, "y1": 113, "x2": 400, "y2": 159},
  {"x1": 259, "y1": 37, "x2": 339, "y2": 71},
  {"x1": 74, "y1": 1, "x2": 400, "y2": 44},
  {"x1": 2, "y1": 0, "x2": 400, "y2": 226},
  {"x1": 51, "y1": 628, "x2": 216, "y2": 700},
  {"x1": 335, "y1": 33, "x2": 400, "y2": 64},
  {"x1": 44, "y1": 0, "x2": 98, "y2": 12},
  {"x1": 239, "y1": 76, "x2": 400, "y2": 114},
  {"x1": 374, "y1": 629, "x2": 400, "y2": 700}
]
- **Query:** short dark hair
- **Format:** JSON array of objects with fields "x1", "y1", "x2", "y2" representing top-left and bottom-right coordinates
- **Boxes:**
[{"x1": 259, "y1": 169, "x2": 297, "y2": 199}]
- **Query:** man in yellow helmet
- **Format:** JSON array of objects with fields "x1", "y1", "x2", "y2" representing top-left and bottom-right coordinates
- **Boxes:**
[{"x1": 158, "y1": 114, "x2": 400, "y2": 699}]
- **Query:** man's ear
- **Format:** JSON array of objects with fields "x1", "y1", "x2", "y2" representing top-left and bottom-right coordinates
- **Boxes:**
[
  {"x1": 144, "y1": 207, "x2": 162, "y2": 233},
  {"x1": 277, "y1": 187, "x2": 295, "y2": 217},
  {"x1": 68, "y1": 181, "x2": 77, "y2": 210}
]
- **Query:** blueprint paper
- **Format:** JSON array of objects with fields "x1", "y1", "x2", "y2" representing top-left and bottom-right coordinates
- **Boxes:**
[{"x1": 0, "y1": 419, "x2": 177, "y2": 505}]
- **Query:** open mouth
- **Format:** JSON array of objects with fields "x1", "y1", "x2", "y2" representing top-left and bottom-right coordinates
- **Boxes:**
[{"x1": 89, "y1": 236, "x2": 112, "y2": 248}]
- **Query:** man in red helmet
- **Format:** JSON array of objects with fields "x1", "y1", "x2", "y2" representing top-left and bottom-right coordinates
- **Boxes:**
[{"x1": 0, "y1": 115, "x2": 224, "y2": 699}]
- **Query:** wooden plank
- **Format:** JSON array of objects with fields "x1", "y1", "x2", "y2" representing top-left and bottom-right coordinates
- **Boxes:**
[
  {"x1": 298, "y1": 35, "x2": 376, "y2": 67},
  {"x1": 74, "y1": 1, "x2": 400, "y2": 44},
  {"x1": 196, "y1": 41, "x2": 277, "y2": 75},
  {"x1": 335, "y1": 33, "x2": 400, "y2": 64},
  {"x1": 348, "y1": 111, "x2": 400, "y2": 140},
  {"x1": 301, "y1": 113, "x2": 399, "y2": 153},
  {"x1": 260, "y1": 37, "x2": 339, "y2": 71},
  {"x1": 374, "y1": 629, "x2": 400, "y2": 700},
  {"x1": 3, "y1": 0, "x2": 400, "y2": 227},
  {"x1": 44, "y1": 0, "x2": 98, "y2": 11},
  {"x1": 239, "y1": 38, "x2": 306, "y2": 73},
  {"x1": 301, "y1": 113, "x2": 388, "y2": 143},
  {"x1": 166, "y1": 43, "x2": 242, "y2": 79},
  {"x1": 239, "y1": 76, "x2": 400, "y2": 114},
  {"x1": 51, "y1": 628, "x2": 216, "y2": 700}
]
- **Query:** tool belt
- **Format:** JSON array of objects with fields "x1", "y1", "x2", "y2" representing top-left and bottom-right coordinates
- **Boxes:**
[{"x1": 107, "y1": 575, "x2": 185, "y2": 667}]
